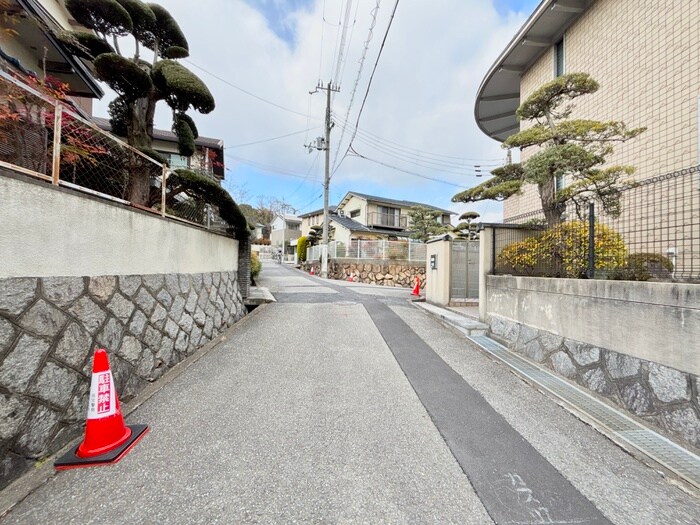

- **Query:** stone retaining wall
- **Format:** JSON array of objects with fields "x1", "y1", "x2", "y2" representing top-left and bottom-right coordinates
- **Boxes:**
[
  {"x1": 488, "y1": 315, "x2": 700, "y2": 449},
  {"x1": 0, "y1": 271, "x2": 245, "y2": 488},
  {"x1": 301, "y1": 259, "x2": 426, "y2": 288}
]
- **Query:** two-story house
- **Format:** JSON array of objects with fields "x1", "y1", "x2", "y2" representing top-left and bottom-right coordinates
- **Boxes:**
[
  {"x1": 270, "y1": 214, "x2": 302, "y2": 256},
  {"x1": 0, "y1": 0, "x2": 104, "y2": 113},
  {"x1": 299, "y1": 192, "x2": 453, "y2": 244},
  {"x1": 93, "y1": 117, "x2": 225, "y2": 182}
]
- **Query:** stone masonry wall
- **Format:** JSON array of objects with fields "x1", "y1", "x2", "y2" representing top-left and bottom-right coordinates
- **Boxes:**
[
  {"x1": 301, "y1": 259, "x2": 426, "y2": 289},
  {"x1": 0, "y1": 271, "x2": 245, "y2": 489},
  {"x1": 488, "y1": 315, "x2": 700, "y2": 450}
]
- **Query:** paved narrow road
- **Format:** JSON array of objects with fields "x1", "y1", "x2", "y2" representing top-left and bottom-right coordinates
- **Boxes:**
[{"x1": 4, "y1": 262, "x2": 700, "y2": 524}]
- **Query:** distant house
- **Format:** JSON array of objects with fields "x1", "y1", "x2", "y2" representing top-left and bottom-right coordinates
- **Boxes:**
[
  {"x1": 299, "y1": 192, "x2": 453, "y2": 245},
  {"x1": 93, "y1": 117, "x2": 225, "y2": 183},
  {"x1": 0, "y1": 0, "x2": 104, "y2": 114},
  {"x1": 270, "y1": 214, "x2": 302, "y2": 255}
]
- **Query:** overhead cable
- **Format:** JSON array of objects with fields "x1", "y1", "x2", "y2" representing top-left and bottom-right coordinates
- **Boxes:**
[
  {"x1": 225, "y1": 128, "x2": 319, "y2": 149},
  {"x1": 333, "y1": 0, "x2": 400, "y2": 175},
  {"x1": 348, "y1": 147, "x2": 474, "y2": 188},
  {"x1": 185, "y1": 60, "x2": 320, "y2": 121},
  {"x1": 330, "y1": 0, "x2": 382, "y2": 173}
]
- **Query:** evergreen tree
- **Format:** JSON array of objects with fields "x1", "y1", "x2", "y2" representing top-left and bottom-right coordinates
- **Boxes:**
[
  {"x1": 408, "y1": 206, "x2": 449, "y2": 242},
  {"x1": 453, "y1": 73, "x2": 645, "y2": 227},
  {"x1": 62, "y1": 0, "x2": 215, "y2": 205}
]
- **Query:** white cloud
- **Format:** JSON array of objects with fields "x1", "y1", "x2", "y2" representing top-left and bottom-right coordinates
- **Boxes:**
[{"x1": 93, "y1": 1, "x2": 529, "y2": 217}]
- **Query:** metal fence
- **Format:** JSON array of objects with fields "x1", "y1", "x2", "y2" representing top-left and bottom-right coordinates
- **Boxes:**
[
  {"x1": 494, "y1": 166, "x2": 700, "y2": 281},
  {"x1": 0, "y1": 70, "x2": 223, "y2": 232},
  {"x1": 307, "y1": 239, "x2": 426, "y2": 263}
]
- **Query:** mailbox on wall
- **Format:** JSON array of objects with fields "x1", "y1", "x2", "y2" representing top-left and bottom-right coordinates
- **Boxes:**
[{"x1": 430, "y1": 254, "x2": 437, "y2": 270}]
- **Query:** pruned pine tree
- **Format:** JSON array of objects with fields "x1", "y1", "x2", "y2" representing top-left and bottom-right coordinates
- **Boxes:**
[
  {"x1": 452, "y1": 73, "x2": 645, "y2": 227},
  {"x1": 453, "y1": 211, "x2": 480, "y2": 239},
  {"x1": 408, "y1": 206, "x2": 449, "y2": 242},
  {"x1": 61, "y1": 0, "x2": 215, "y2": 205}
]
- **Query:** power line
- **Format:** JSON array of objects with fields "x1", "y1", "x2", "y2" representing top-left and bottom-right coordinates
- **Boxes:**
[
  {"x1": 225, "y1": 153, "x2": 323, "y2": 181},
  {"x1": 318, "y1": 0, "x2": 327, "y2": 81},
  {"x1": 224, "y1": 128, "x2": 319, "y2": 149},
  {"x1": 348, "y1": 147, "x2": 472, "y2": 188},
  {"x1": 332, "y1": 117, "x2": 501, "y2": 172},
  {"x1": 330, "y1": 0, "x2": 382, "y2": 173},
  {"x1": 295, "y1": 192, "x2": 324, "y2": 213},
  {"x1": 332, "y1": 112, "x2": 504, "y2": 164},
  {"x1": 332, "y1": 0, "x2": 355, "y2": 85},
  {"x1": 286, "y1": 151, "x2": 321, "y2": 200},
  {"x1": 185, "y1": 59, "x2": 321, "y2": 121},
  {"x1": 338, "y1": 0, "x2": 362, "y2": 89},
  {"x1": 333, "y1": 0, "x2": 400, "y2": 176}
]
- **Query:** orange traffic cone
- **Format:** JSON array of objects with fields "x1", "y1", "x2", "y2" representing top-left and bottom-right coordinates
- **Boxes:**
[
  {"x1": 411, "y1": 276, "x2": 421, "y2": 296},
  {"x1": 310, "y1": 266, "x2": 315, "y2": 275},
  {"x1": 54, "y1": 349, "x2": 149, "y2": 470}
]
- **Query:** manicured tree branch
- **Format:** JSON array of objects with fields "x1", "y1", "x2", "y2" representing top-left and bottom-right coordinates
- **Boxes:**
[
  {"x1": 168, "y1": 169, "x2": 249, "y2": 239},
  {"x1": 453, "y1": 73, "x2": 645, "y2": 227}
]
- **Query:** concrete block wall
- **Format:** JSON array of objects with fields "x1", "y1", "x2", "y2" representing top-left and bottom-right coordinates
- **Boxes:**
[
  {"x1": 485, "y1": 275, "x2": 700, "y2": 449},
  {"x1": 489, "y1": 315, "x2": 700, "y2": 450},
  {"x1": 0, "y1": 173, "x2": 247, "y2": 489}
]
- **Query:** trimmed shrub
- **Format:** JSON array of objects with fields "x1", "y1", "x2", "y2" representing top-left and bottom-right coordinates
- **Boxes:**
[
  {"x1": 497, "y1": 221, "x2": 627, "y2": 278},
  {"x1": 95, "y1": 53, "x2": 152, "y2": 100},
  {"x1": 610, "y1": 252, "x2": 674, "y2": 281},
  {"x1": 297, "y1": 236, "x2": 308, "y2": 262},
  {"x1": 251, "y1": 252, "x2": 262, "y2": 283}
]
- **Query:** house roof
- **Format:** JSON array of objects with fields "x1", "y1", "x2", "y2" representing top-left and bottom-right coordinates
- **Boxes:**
[
  {"x1": 330, "y1": 213, "x2": 411, "y2": 237},
  {"x1": 276, "y1": 214, "x2": 301, "y2": 223},
  {"x1": 474, "y1": 0, "x2": 593, "y2": 142},
  {"x1": 6, "y1": 0, "x2": 104, "y2": 98},
  {"x1": 298, "y1": 205, "x2": 337, "y2": 218},
  {"x1": 92, "y1": 117, "x2": 224, "y2": 150},
  {"x1": 338, "y1": 191, "x2": 454, "y2": 215}
]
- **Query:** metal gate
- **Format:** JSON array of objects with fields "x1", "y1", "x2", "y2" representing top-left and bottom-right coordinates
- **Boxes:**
[{"x1": 450, "y1": 240, "x2": 479, "y2": 299}]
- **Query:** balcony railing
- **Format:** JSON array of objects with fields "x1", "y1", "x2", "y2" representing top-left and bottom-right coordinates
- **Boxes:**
[{"x1": 366, "y1": 212, "x2": 407, "y2": 229}]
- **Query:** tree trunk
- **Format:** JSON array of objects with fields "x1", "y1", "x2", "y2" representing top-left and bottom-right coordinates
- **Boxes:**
[
  {"x1": 125, "y1": 94, "x2": 157, "y2": 205},
  {"x1": 539, "y1": 176, "x2": 565, "y2": 228}
]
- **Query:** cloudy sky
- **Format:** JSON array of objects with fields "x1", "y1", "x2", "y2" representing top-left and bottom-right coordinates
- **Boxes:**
[{"x1": 95, "y1": 0, "x2": 540, "y2": 222}]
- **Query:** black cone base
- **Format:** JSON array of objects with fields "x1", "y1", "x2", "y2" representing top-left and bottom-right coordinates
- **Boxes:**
[{"x1": 54, "y1": 424, "x2": 149, "y2": 470}]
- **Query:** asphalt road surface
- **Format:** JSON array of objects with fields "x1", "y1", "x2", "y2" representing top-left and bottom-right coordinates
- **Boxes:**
[{"x1": 4, "y1": 262, "x2": 699, "y2": 524}]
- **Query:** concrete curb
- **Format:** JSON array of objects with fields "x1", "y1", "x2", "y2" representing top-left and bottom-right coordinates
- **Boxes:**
[
  {"x1": 412, "y1": 302, "x2": 488, "y2": 336},
  {"x1": 0, "y1": 304, "x2": 268, "y2": 519}
]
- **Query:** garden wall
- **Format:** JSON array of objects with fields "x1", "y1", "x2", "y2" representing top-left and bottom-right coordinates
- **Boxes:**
[
  {"x1": 301, "y1": 259, "x2": 426, "y2": 288},
  {"x1": 485, "y1": 275, "x2": 700, "y2": 448},
  {"x1": 0, "y1": 173, "x2": 246, "y2": 488}
]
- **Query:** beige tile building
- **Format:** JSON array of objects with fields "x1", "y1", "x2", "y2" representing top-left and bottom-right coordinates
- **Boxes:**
[{"x1": 475, "y1": 0, "x2": 700, "y2": 220}]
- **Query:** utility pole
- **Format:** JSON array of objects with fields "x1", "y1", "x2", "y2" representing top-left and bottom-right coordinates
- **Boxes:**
[{"x1": 307, "y1": 81, "x2": 340, "y2": 278}]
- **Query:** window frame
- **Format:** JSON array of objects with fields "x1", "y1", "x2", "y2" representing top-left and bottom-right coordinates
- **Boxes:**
[{"x1": 554, "y1": 37, "x2": 565, "y2": 77}]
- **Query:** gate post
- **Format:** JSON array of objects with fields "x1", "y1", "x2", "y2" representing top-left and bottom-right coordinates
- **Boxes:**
[
  {"x1": 478, "y1": 226, "x2": 496, "y2": 322},
  {"x1": 425, "y1": 235, "x2": 452, "y2": 306}
]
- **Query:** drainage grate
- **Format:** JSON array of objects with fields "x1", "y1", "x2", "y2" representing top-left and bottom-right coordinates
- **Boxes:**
[{"x1": 468, "y1": 335, "x2": 700, "y2": 489}]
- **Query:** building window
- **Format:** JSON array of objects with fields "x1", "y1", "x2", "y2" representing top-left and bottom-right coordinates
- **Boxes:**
[
  {"x1": 556, "y1": 174, "x2": 566, "y2": 192},
  {"x1": 555, "y1": 38, "x2": 565, "y2": 77},
  {"x1": 350, "y1": 209, "x2": 361, "y2": 218},
  {"x1": 289, "y1": 223, "x2": 300, "y2": 231},
  {"x1": 168, "y1": 153, "x2": 189, "y2": 169},
  {"x1": 377, "y1": 205, "x2": 400, "y2": 227}
]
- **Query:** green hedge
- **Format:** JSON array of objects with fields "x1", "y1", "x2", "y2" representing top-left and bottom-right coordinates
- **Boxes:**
[{"x1": 296, "y1": 236, "x2": 307, "y2": 262}]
